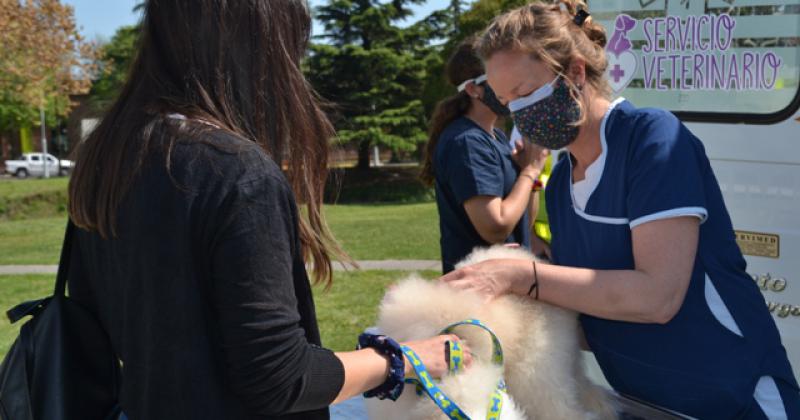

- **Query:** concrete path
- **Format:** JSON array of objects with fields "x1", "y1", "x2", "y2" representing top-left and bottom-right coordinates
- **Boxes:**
[
  {"x1": 0, "y1": 265, "x2": 60, "y2": 275},
  {"x1": 0, "y1": 260, "x2": 441, "y2": 276}
]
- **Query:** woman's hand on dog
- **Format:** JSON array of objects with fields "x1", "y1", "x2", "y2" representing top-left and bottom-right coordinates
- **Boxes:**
[
  {"x1": 440, "y1": 258, "x2": 533, "y2": 301},
  {"x1": 402, "y1": 335, "x2": 472, "y2": 378}
]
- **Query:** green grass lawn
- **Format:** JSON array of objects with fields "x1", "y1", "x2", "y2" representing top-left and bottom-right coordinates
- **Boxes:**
[
  {"x1": 0, "y1": 275, "x2": 53, "y2": 357},
  {"x1": 0, "y1": 270, "x2": 437, "y2": 359},
  {"x1": 0, "y1": 203, "x2": 439, "y2": 265},
  {"x1": 0, "y1": 177, "x2": 70, "y2": 221},
  {"x1": 0, "y1": 217, "x2": 68, "y2": 265},
  {"x1": 0, "y1": 177, "x2": 69, "y2": 199},
  {"x1": 326, "y1": 203, "x2": 439, "y2": 261},
  {"x1": 315, "y1": 270, "x2": 437, "y2": 351}
]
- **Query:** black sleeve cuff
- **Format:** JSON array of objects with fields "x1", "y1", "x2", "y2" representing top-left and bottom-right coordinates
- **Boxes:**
[{"x1": 289, "y1": 345, "x2": 345, "y2": 412}]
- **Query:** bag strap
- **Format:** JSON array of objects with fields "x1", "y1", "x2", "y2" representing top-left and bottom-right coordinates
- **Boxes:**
[
  {"x1": 6, "y1": 220, "x2": 74, "y2": 322},
  {"x1": 54, "y1": 219, "x2": 76, "y2": 297}
]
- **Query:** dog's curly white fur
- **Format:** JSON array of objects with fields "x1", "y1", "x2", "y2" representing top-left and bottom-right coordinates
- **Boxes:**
[{"x1": 364, "y1": 246, "x2": 617, "y2": 420}]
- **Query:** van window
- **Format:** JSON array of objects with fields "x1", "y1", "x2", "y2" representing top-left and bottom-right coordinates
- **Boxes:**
[
  {"x1": 591, "y1": 0, "x2": 800, "y2": 122},
  {"x1": 30, "y1": 155, "x2": 40, "y2": 162}
]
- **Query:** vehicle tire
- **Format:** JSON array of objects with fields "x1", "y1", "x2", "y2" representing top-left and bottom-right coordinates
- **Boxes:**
[
  {"x1": 15, "y1": 168, "x2": 28, "y2": 179},
  {"x1": 59, "y1": 168, "x2": 69, "y2": 177}
]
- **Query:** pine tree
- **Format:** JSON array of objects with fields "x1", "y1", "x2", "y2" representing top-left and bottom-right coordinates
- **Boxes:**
[
  {"x1": 417, "y1": 0, "x2": 532, "y2": 125},
  {"x1": 307, "y1": 0, "x2": 436, "y2": 170}
]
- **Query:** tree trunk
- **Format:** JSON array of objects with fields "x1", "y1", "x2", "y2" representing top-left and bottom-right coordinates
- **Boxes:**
[
  {"x1": 415, "y1": 141, "x2": 425, "y2": 162},
  {"x1": 357, "y1": 140, "x2": 371, "y2": 170},
  {"x1": 0, "y1": 133, "x2": 8, "y2": 161}
]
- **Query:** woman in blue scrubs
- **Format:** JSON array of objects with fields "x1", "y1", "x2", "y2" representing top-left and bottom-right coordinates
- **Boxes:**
[
  {"x1": 420, "y1": 38, "x2": 548, "y2": 274},
  {"x1": 441, "y1": 2, "x2": 799, "y2": 418}
]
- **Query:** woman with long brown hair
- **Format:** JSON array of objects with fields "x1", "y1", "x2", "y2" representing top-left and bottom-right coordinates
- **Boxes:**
[
  {"x1": 67, "y1": 1, "x2": 459, "y2": 418},
  {"x1": 421, "y1": 38, "x2": 548, "y2": 274}
]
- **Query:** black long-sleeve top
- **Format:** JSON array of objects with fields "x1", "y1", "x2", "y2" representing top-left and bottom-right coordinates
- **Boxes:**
[{"x1": 68, "y1": 122, "x2": 345, "y2": 419}]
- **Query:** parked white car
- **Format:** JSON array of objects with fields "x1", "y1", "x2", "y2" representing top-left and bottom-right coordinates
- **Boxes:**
[{"x1": 3, "y1": 153, "x2": 74, "y2": 178}]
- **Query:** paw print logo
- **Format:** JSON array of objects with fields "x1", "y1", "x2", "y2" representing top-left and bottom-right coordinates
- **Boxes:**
[{"x1": 606, "y1": 14, "x2": 638, "y2": 93}]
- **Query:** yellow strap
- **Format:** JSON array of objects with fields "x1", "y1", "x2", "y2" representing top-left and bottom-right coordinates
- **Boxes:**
[{"x1": 448, "y1": 340, "x2": 465, "y2": 373}]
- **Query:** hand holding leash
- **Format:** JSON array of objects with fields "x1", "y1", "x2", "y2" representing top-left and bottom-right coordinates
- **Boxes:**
[
  {"x1": 402, "y1": 320, "x2": 510, "y2": 420},
  {"x1": 401, "y1": 335, "x2": 472, "y2": 378}
]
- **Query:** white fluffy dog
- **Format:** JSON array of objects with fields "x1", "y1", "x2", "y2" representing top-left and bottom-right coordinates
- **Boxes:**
[{"x1": 365, "y1": 246, "x2": 617, "y2": 420}]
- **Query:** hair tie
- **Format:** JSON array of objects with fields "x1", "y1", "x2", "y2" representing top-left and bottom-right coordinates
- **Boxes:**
[{"x1": 573, "y1": 8, "x2": 590, "y2": 26}]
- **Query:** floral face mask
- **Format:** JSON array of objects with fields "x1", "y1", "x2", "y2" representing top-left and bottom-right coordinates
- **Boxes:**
[{"x1": 508, "y1": 76, "x2": 581, "y2": 150}]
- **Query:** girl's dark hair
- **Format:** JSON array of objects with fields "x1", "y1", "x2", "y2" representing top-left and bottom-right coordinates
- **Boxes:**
[
  {"x1": 68, "y1": 0, "x2": 345, "y2": 287},
  {"x1": 420, "y1": 38, "x2": 484, "y2": 186}
]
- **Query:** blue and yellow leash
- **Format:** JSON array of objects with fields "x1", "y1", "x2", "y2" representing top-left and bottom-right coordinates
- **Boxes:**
[{"x1": 401, "y1": 319, "x2": 508, "y2": 420}]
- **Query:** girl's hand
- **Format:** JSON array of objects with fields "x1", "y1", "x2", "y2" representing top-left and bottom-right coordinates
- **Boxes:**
[
  {"x1": 401, "y1": 335, "x2": 472, "y2": 378},
  {"x1": 511, "y1": 139, "x2": 549, "y2": 177},
  {"x1": 440, "y1": 259, "x2": 533, "y2": 301}
]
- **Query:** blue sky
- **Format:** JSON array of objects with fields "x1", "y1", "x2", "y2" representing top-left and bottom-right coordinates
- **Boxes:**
[
  {"x1": 65, "y1": 0, "x2": 449, "y2": 41},
  {"x1": 64, "y1": 0, "x2": 141, "y2": 42}
]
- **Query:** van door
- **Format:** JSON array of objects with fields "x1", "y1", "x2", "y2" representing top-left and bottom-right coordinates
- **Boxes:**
[{"x1": 589, "y1": 0, "x2": 800, "y2": 382}]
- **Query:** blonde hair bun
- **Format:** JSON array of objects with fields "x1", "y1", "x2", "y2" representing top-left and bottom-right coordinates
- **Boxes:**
[{"x1": 477, "y1": 0, "x2": 611, "y2": 100}]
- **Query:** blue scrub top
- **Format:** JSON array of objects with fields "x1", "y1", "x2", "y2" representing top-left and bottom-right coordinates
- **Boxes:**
[
  {"x1": 546, "y1": 99, "x2": 797, "y2": 417},
  {"x1": 434, "y1": 116, "x2": 531, "y2": 273}
]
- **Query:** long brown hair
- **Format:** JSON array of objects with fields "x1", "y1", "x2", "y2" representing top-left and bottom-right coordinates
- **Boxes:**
[
  {"x1": 68, "y1": 0, "x2": 345, "y2": 287},
  {"x1": 419, "y1": 38, "x2": 485, "y2": 186},
  {"x1": 477, "y1": 0, "x2": 610, "y2": 125}
]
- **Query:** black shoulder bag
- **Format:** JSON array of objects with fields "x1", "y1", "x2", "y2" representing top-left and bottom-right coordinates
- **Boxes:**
[{"x1": 0, "y1": 221, "x2": 121, "y2": 420}]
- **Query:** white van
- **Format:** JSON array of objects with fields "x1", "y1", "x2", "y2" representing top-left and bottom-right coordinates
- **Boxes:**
[{"x1": 581, "y1": 0, "x2": 799, "y2": 412}]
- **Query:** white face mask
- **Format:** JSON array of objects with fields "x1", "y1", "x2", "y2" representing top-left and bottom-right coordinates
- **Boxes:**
[{"x1": 508, "y1": 77, "x2": 559, "y2": 113}]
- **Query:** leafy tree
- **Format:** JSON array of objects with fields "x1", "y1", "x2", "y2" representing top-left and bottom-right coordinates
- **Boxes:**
[
  {"x1": 89, "y1": 25, "x2": 141, "y2": 108},
  {"x1": 89, "y1": 1, "x2": 144, "y2": 109},
  {"x1": 308, "y1": 0, "x2": 440, "y2": 170},
  {"x1": 455, "y1": 0, "x2": 529, "y2": 44},
  {"x1": 0, "y1": 0, "x2": 97, "y2": 152}
]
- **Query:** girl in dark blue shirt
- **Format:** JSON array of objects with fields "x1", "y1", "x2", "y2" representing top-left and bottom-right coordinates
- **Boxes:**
[{"x1": 420, "y1": 38, "x2": 548, "y2": 273}]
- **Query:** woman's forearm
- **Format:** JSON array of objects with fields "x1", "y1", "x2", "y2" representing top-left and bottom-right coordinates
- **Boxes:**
[
  {"x1": 509, "y1": 261, "x2": 687, "y2": 324},
  {"x1": 510, "y1": 217, "x2": 698, "y2": 324},
  {"x1": 528, "y1": 188, "x2": 540, "y2": 228},
  {"x1": 331, "y1": 334, "x2": 457, "y2": 405},
  {"x1": 499, "y1": 173, "x2": 536, "y2": 230},
  {"x1": 332, "y1": 349, "x2": 390, "y2": 404}
]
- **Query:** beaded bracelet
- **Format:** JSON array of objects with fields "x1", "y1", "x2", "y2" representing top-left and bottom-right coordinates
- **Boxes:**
[
  {"x1": 532, "y1": 179, "x2": 544, "y2": 192},
  {"x1": 357, "y1": 333, "x2": 406, "y2": 401}
]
